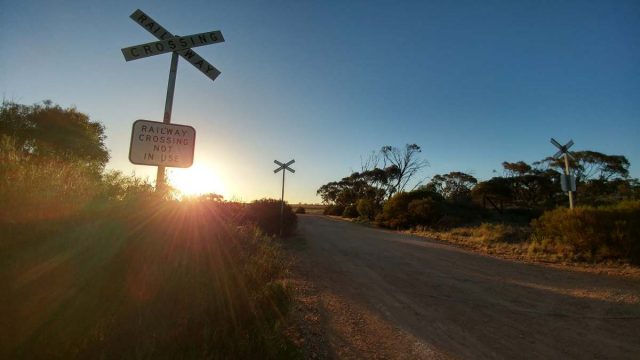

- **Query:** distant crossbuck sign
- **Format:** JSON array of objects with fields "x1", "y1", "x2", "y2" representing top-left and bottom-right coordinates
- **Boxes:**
[
  {"x1": 129, "y1": 120, "x2": 196, "y2": 168},
  {"x1": 550, "y1": 138, "x2": 575, "y2": 160},
  {"x1": 273, "y1": 159, "x2": 295, "y2": 236},
  {"x1": 274, "y1": 159, "x2": 295, "y2": 173},
  {"x1": 550, "y1": 137, "x2": 577, "y2": 209}
]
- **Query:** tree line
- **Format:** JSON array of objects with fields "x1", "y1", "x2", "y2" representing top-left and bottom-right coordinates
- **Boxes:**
[{"x1": 317, "y1": 143, "x2": 639, "y2": 228}]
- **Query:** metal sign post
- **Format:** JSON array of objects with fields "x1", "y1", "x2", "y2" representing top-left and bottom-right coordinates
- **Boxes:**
[
  {"x1": 274, "y1": 159, "x2": 295, "y2": 236},
  {"x1": 156, "y1": 51, "x2": 180, "y2": 191},
  {"x1": 550, "y1": 138, "x2": 576, "y2": 209},
  {"x1": 121, "y1": 9, "x2": 225, "y2": 191}
]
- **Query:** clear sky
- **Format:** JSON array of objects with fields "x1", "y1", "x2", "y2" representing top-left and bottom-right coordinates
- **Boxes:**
[{"x1": 1, "y1": 0, "x2": 638, "y2": 203}]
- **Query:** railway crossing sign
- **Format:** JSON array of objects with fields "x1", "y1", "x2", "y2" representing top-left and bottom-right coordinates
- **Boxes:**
[
  {"x1": 274, "y1": 159, "x2": 295, "y2": 236},
  {"x1": 121, "y1": 31, "x2": 224, "y2": 62},
  {"x1": 274, "y1": 159, "x2": 296, "y2": 174},
  {"x1": 122, "y1": 9, "x2": 225, "y2": 190},
  {"x1": 125, "y1": 9, "x2": 224, "y2": 81},
  {"x1": 129, "y1": 120, "x2": 195, "y2": 168},
  {"x1": 550, "y1": 138, "x2": 576, "y2": 209},
  {"x1": 551, "y1": 138, "x2": 575, "y2": 160}
]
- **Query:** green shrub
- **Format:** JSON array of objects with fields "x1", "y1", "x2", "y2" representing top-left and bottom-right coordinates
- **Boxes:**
[
  {"x1": 323, "y1": 204, "x2": 345, "y2": 216},
  {"x1": 408, "y1": 198, "x2": 444, "y2": 226},
  {"x1": 378, "y1": 188, "x2": 443, "y2": 228},
  {"x1": 356, "y1": 198, "x2": 378, "y2": 219},
  {"x1": 531, "y1": 201, "x2": 640, "y2": 263},
  {"x1": 342, "y1": 204, "x2": 359, "y2": 218},
  {"x1": 243, "y1": 199, "x2": 297, "y2": 236}
]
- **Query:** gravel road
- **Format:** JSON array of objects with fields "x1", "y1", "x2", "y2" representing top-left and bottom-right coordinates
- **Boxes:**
[{"x1": 289, "y1": 215, "x2": 640, "y2": 359}]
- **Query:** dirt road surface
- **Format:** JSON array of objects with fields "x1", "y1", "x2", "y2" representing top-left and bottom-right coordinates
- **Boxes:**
[{"x1": 287, "y1": 215, "x2": 640, "y2": 359}]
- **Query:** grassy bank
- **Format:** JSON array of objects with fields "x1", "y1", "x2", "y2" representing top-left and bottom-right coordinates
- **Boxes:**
[{"x1": 0, "y1": 199, "x2": 299, "y2": 359}]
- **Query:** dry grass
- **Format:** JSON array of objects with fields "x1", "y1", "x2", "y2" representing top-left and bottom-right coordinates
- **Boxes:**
[
  {"x1": 408, "y1": 221, "x2": 640, "y2": 276},
  {"x1": 409, "y1": 223, "x2": 532, "y2": 259}
]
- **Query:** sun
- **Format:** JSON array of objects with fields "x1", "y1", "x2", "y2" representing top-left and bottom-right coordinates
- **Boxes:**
[{"x1": 168, "y1": 163, "x2": 226, "y2": 198}]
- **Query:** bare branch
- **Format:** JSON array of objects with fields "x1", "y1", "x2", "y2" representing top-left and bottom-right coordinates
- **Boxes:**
[{"x1": 380, "y1": 144, "x2": 429, "y2": 197}]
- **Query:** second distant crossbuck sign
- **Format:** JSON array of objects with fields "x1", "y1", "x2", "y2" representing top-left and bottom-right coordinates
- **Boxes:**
[
  {"x1": 550, "y1": 138, "x2": 576, "y2": 209},
  {"x1": 274, "y1": 160, "x2": 295, "y2": 236}
]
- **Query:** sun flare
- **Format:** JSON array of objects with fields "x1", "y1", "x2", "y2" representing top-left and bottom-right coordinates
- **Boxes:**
[{"x1": 168, "y1": 164, "x2": 226, "y2": 198}]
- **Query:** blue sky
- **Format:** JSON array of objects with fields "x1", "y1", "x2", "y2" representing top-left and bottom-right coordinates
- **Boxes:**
[{"x1": 1, "y1": 0, "x2": 638, "y2": 203}]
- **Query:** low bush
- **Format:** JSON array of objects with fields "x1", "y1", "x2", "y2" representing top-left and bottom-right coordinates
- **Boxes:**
[
  {"x1": 295, "y1": 206, "x2": 306, "y2": 214},
  {"x1": 531, "y1": 201, "x2": 640, "y2": 263},
  {"x1": 243, "y1": 199, "x2": 297, "y2": 236},
  {"x1": 408, "y1": 198, "x2": 444, "y2": 226},
  {"x1": 356, "y1": 198, "x2": 378, "y2": 220},
  {"x1": 377, "y1": 189, "x2": 444, "y2": 229},
  {"x1": 342, "y1": 204, "x2": 359, "y2": 218},
  {"x1": 323, "y1": 204, "x2": 345, "y2": 216}
]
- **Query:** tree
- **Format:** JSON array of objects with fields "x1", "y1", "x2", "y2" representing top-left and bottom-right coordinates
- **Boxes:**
[
  {"x1": 100, "y1": 170, "x2": 154, "y2": 200},
  {"x1": 538, "y1": 150, "x2": 633, "y2": 206},
  {"x1": 380, "y1": 144, "x2": 429, "y2": 197},
  {"x1": 500, "y1": 161, "x2": 559, "y2": 208},
  {"x1": 472, "y1": 177, "x2": 513, "y2": 202},
  {"x1": 376, "y1": 188, "x2": 443, "y2": 228},
  {"x1": 316, "y1": 171, "x2": 387, "y2": 207},
  {"x1": 200, "y1": 193, "x2": 224, "y2": 202},
  {"x1": 425, "y1": 172, "x2": 478, "y2": 202},
  {"x1": 502, "y1": 161, "x2": 531, "y2": 177},
  {"x1": 317, "y1": 144, "x2": 429, "y2": 219},
  {"x1": 539, "y1": 151, "x2": 629, "y2": 182},
  {"x1": 0, "y1": 100, "x2": 109, "y2": 170}
]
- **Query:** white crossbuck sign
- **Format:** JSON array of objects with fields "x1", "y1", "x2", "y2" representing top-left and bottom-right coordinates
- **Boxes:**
[
  {"x1": 122, "y1": 9, "x2": 225, "y2": 81},
  {"x1": 121, "y1": 31, "x2": 224, "y2": 62},
  {"x1": 550, "y1": 138, "x2": 575, "y2": 160},
  {"x1": 274, "y1": 160, "x2": 296, "y2": 174}
]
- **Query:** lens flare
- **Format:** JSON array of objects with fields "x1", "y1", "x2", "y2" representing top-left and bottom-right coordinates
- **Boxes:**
[{"x1": 168, "y1": 164, "x2": 226, "y2": 198}]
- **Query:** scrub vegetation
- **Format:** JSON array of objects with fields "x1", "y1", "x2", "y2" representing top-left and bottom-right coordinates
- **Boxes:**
[
  {"x1": 1, "y1": 100, "x2": 299, "y2": 358},
  {"x1": 318, "y1": 144, "x2": 640, "y2": 265}
]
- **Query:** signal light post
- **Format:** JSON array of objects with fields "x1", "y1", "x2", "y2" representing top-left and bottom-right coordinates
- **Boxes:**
[{"x1": 550, "y1": 138, "x2": 576, "y2": 210}]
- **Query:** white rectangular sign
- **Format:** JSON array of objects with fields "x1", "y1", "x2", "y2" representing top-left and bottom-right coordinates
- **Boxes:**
[
  {"x1": 129, "y1": 119, "x2": 195, "y2": 168},
  {"x1": 121, "y1": 31, "x2": 224, "y2": 61},
  {"x1": 560, "y1": 174, "x2": 577, "y2": 192}
]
